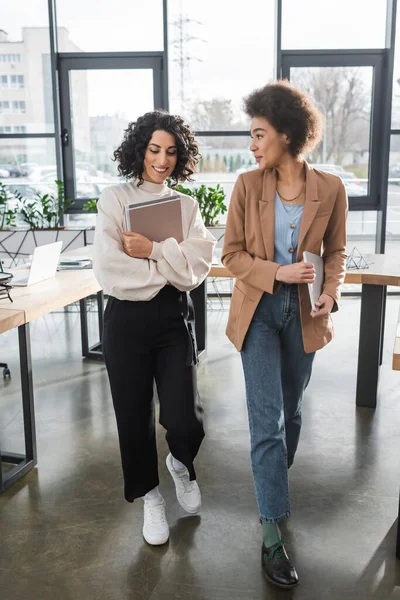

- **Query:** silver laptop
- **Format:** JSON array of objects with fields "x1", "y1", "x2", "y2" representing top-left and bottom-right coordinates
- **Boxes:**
[{"x1": 12, "y1": 241, "x2": 63, "y2": 287}]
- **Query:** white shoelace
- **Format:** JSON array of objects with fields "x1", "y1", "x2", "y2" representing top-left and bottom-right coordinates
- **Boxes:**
[
  {"x1": 146, "y1": 502, "x2": 167, "y2": 525},
  {"x1": 175, "y1": 468, "x2": 195, "y2": 492}
]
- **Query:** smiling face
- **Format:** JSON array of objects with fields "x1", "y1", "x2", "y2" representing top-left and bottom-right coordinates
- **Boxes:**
[
  {"x1": 249, "y1": 116, "x2": 290, "y2": 170},
  {"x1": 142, "y1": 129, "x2": 178, "y2": 184}
]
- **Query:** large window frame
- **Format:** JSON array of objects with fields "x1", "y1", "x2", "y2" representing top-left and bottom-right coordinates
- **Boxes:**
[
  {"x1": 58, "y1": 52, "x2": 165, "y2": 211},
  {"x1": 281, "y1": 50, "x2": 385, "y2": 212},
  {"x1": 275, "y1": 0, "x2": 398, "y2": 253},
  {"x1": 0, "y1": 0, "x2": 397, "y2": 255}
]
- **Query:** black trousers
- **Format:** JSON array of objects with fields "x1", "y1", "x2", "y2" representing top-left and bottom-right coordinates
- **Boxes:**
[{"x1": 103, "y1": 286, "x2": 204, "y2": 503}]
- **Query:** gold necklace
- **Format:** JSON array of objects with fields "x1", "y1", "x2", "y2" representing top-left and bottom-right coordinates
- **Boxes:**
[{"x1": 277, "y1": 180, "x2": 305, "y2": 202}]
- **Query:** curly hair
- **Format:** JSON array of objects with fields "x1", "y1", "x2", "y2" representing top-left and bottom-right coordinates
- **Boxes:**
[
  {"x1": 113, "y1": 110, "x2": 199, "y2": 186},
  {"x1": 244, "y1": 79, "x2": 324, "y2": 158}
]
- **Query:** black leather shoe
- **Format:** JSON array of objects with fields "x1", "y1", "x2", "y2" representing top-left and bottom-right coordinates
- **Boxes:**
[{"x1": 261, "y1": 542, "x2": 299, "y2": 588}]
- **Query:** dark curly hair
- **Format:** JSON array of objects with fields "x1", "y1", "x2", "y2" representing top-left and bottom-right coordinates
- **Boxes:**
[
  {"x1": 244, "y1": 79, "x2": 324, "y2": 158},
  {"x1": 113, "y1": 110, "x2": 199, "y2": 186}
]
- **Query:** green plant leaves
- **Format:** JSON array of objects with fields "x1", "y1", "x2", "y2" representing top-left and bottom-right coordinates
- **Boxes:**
[
  {"x1": 0, "y1": 180, "x2": 74, "y2": 229},
  {"x1": 175, "y1": 183, "x2": 227, "y2": 227}
]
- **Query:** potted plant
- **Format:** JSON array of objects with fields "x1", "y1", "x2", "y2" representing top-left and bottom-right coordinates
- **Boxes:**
[
  {"x1": 82, "y1": 199, "x2": 98, "y2": 213},
  {"x1": 0, "y1": 180, "x2": 92, "y2": 266},
  {"x1": 0, "y1": 182, "x2": 19, "y2": 230},
  {"x1": 19, "y1": 180, "x2": 74, "y2": 230},
  {"x1": 174, "y1": 183, "x2": 227, "y2": 227}
]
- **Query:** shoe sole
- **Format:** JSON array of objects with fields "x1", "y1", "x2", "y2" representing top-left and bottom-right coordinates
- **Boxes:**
[
  {"x1": 143, "y1": 529, "x2": 169, "y2": 546},
  {"x1": 166, "y1": 455, "x2": 201, "y2": 515},
  {"x1": 264, "y1": 572, "x2": 299, "y2": 589}
]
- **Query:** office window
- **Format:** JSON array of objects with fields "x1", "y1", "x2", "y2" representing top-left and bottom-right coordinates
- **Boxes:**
[
  {"x1": 0, "y1": 54, "x2": 22, "y2": 62},
  {"x1": 0, "y1": 126, "x2": 12, "y2": 133},
  {"x1": 12, "y1": 101, "x2": 26, "y2": 113},
  {"x1": 0, "y1": 76, "x2": 7, "y2": 88},
  {"x1": 282, "y1": 0, "x2": 387, "y2": 49},
  {"x1": 56, "y1": 0, "x2": 163, "y2": 52},
  {"x1": 0, "y1": 137, "x2": 56, "y2": 181},
  {"x1": 13, "y1": 126, "x2": 27, "y2": 133},
  {"x1": 0, "y1": 102, "x2": 11, "y2": 113},
  {"x1": 1, "y1": 4, "x2": 54, "y2": 133},
  {"x1": 9, "y1": 75, "x2": 25, "y2": 88},
  {"x1": 168, "y1": 0, "x2": 276, "y2": 130}
]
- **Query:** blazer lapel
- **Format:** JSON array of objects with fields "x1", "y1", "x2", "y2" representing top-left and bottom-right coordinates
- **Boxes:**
[
  {"x1": 258, "y1": 169, "x2": 276, "y2": 261},
  {"x1": 297, "y1": 162, "x2": 321, "y2": 252}
]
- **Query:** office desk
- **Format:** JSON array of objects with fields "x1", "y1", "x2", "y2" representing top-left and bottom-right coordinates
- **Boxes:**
[
  {"x1": 209, "y1": 253, "x2": 400, "y2": 409},
  {"x1": 0, "y1": 269, "x2": 101, "y2": 493}
]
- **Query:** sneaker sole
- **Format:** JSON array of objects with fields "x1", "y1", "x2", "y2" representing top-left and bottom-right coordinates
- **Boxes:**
[{"x1": 143, "y1": 529, "x2": 169, "y2": 546}]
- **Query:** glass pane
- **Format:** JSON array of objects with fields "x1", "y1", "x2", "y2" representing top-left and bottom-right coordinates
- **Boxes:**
[
  {"x1": 386, "y1": 135, "x2": 400, "y2": 254},
  {"x1": 0, "y1": 138, "x2": 57, "y2": 226},
  {"x1": 392, "y1": 6, "x2": 400, "y2": 129},
  {"x1": 0, "y1": 8, "x2": 54, "y2": 133},
  {"x1": 289, "y1": 66, "x2": 372, "y2": 196},
  {"x1": 179, "y1": 135, "x2": 254, "y2": 227},
  {"x1": 282, "y1": 0, "x2": 386, "y2": 49},
  {"x1": 167, "y1": 0, "x2": 275, "y2": 130},
  {"x1": 69, "y1": 69, "x2": 155, "y2": 198},
  {"x1": 56, "y1": 0, "x2": 163, "y2": 52}
]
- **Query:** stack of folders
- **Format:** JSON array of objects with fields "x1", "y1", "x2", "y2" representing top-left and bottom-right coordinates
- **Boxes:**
[
  {"x1": 58, "y1": 257, "x2": 92, "y2": 270},
  {"x1": 124, "y1": 194, "x2": 183, "y2": 242}
]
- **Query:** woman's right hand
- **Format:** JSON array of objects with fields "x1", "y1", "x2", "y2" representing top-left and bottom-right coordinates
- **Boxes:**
[{"x1": 275, "y1": 261, "x2": 315, "y2": 284}]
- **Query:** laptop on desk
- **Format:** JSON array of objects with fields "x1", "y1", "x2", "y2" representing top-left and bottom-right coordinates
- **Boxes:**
[{"x1": 12, "y1": 241, "x2": 63, "y2": 287}]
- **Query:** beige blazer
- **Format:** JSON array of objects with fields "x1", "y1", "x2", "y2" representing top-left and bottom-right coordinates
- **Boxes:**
[{"x1": 221, "y1": 162, "x2": 348, "y2": 353}]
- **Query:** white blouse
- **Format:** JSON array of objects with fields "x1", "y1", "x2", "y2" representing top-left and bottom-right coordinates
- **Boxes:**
[{"x1": 93, "y1": 179, "x2": 216, "y2": 301}]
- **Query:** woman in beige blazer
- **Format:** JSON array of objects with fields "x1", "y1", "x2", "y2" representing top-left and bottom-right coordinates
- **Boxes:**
[{"x1": 222, "y1": 80, "x2": 348, "y2": 588}]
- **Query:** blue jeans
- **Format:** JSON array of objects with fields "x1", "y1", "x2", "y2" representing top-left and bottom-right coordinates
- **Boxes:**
[{"x1": 241, "y1": 284, "x2": 315, "y2": 523}]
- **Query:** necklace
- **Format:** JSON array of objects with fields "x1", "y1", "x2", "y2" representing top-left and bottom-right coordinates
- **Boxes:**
[{"x1": 277, "y1": 180, "x2": 305, "y2": 203}]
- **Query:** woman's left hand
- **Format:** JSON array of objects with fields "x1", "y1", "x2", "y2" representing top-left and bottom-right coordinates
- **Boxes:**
[
  {"x1": 311, "y1": 293, "x2": 334, "y2": 318},
  {"x1": 122, "y1": 231, "x2": 153, "y2": 258}
]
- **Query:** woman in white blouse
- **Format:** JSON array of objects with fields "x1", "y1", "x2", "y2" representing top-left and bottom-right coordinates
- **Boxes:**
[{"x1": 93, "y1": 110, "x2": 215, "y2": 546}]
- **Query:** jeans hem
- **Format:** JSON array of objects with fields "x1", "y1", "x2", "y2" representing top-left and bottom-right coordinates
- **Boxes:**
[{"x1": 260, "y1": 511, "x2": 290, "y2": 524}]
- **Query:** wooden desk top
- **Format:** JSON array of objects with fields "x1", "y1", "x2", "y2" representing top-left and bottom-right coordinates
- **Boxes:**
[
  {"x1": 209, "y1": 253, "x2": 400, "y2": 287},
  {"x1": 0, "y1": 269, "x2": 101, "y2": 324},
  {"x1": 0, "y1": 308, "x2": 25, "y2": 334}
]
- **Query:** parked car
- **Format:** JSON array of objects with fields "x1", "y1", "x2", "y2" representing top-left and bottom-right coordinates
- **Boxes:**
[
  {"x1": 389, "y1": 164, "x2": 400, "y2": 184},
  {"x1": 0, "y1": 163, "x2": 27, "y2": 177},
  {"x1": 310, "y1": 163, "x2": 345, "y2": 173}
]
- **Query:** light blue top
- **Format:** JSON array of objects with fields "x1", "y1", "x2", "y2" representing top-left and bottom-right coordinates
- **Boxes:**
[{"x1": 274, "y1": 192, "x2": 304, "y2": 265}]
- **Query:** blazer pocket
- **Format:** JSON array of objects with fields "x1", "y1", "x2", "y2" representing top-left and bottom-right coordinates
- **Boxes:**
[
  {"x1": 313, "y1": 314, "x2": 332, "y2": 337},
  {"x1": 229, "y1": 284, "x2": 246, "y2": 333}
]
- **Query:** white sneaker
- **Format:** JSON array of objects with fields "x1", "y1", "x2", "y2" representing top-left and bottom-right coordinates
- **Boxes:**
[
  {"x1": 142, "y1": 497, "x2": 169, "y2": 545},
  {"x1": 166, "y1": 453, "x2": 201, "y2": 514}
]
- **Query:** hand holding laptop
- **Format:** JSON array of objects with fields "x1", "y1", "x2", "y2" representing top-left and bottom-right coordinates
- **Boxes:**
[{"x1": 302, "y1": 251, "x2": 334, "y2": 317}]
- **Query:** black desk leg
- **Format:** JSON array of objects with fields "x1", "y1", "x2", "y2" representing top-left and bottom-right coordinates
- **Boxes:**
[
  {"x1": 379, "y1": 292, "x2": 387, "y2": 366},
  {"x1": 356, "y1": 284, "x2": 386, "y2": 408},
  {"x1": 0, "y1": 323, "x2": 37, "y2": 493},
  {"x1": 80, "y1": 291, "x2": 104, "y2": 360},
  {"x1": 190, "y1": 281, "x2": 207, "y2": 361}
]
